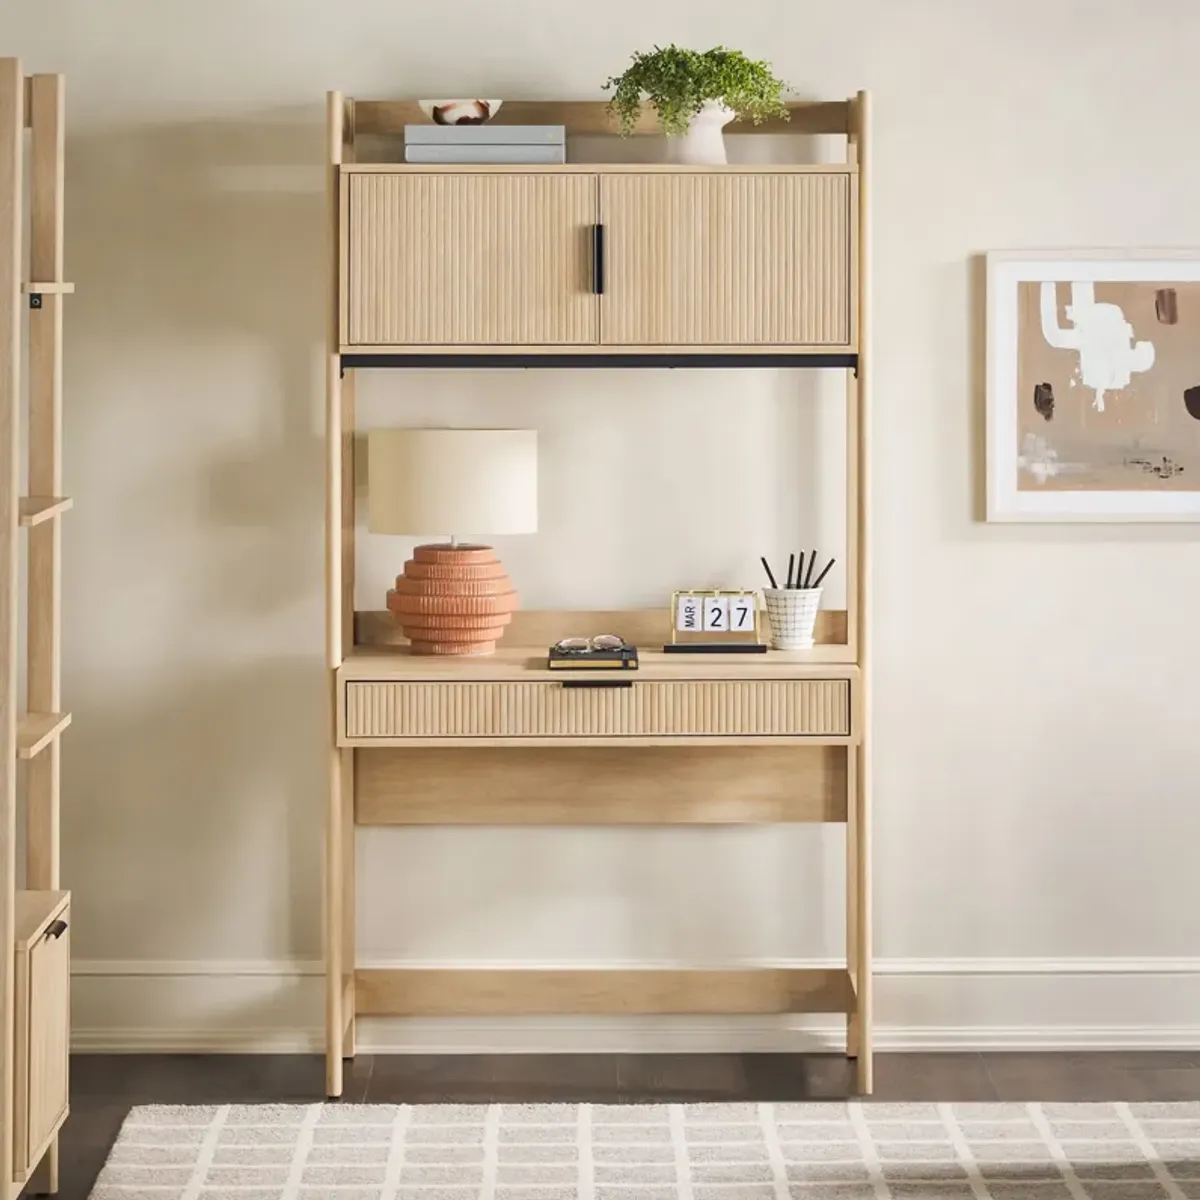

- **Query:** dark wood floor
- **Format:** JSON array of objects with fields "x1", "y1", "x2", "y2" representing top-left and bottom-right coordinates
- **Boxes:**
[{"x1": 33, "y1": 1051, "x2": 1200, "y2": 1199}]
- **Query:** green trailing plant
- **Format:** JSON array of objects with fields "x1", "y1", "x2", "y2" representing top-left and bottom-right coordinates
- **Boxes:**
[{"x1": 603, "y1": 45, "x2": 789, "y2": 137}]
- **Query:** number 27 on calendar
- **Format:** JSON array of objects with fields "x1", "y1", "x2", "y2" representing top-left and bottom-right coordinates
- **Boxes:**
[{"x1": 670, "y1": 590, "x2": 760, "y2": 644}]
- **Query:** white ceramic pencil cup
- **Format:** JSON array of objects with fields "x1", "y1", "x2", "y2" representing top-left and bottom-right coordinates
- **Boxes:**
[{"x1": 763, "y1": 587, "x2": 823, "y2": 650}]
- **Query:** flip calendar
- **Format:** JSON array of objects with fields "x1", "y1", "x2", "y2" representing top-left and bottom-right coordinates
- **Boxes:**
[{"x1": 669, "y1": 589, "x2": 761, "y2": 646}]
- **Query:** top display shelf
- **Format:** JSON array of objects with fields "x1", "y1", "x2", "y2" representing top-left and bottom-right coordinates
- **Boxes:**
[{"x1": 348, "y1": 98, "x2": 854, "y2": 140}]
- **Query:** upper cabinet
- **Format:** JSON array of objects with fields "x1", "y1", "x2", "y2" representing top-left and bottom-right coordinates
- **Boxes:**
[
  {"x1": 600, "y1": 172, "x2": 853, "y2": 347},
  {"x1": 339, "y1": 167, "x2": 856, "y2": 353},
  {"x1": 344, "y1": 172, "x2": 598, "y2": 346}
]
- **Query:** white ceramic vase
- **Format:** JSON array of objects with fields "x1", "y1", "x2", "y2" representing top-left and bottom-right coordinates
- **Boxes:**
[{"x1": 666, "y1": 101, "x2": 736, "y2": 165}]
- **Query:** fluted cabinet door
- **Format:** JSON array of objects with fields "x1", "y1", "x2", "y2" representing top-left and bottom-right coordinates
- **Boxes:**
[
  {"x1": 346, "y1": 173, "x2": 599, "y2": 346},
  {"x1": 600, "y1": 172, "x2": 854, "y2": 347}
]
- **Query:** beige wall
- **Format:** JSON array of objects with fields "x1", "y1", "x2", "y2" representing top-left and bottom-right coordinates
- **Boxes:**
[{"x1": 5, "y1": 0, "x2": 1200, "y2": 1051}]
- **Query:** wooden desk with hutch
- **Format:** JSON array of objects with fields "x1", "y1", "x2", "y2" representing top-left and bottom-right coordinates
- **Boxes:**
[{"x1": 324, "y1": 92, "x2": 873, "y2": 1097}]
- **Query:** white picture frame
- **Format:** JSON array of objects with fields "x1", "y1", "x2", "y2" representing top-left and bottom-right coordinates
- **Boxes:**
[{"x1": 986, "y1": 249, "x2": 1200, "y2": 522}]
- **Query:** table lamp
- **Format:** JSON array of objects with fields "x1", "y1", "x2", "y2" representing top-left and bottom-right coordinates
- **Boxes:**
[{"x1": 367, "y1": 428, "x2": 538, "y2": 655}]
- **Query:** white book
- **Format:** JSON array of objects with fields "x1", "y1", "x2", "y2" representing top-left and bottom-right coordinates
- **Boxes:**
[
  {"x1": 404, "y1": 144, "x2": 566, "y2": 164},
  {"x1": 405, "y1": 124, "x2": 565, "y2": 146}
]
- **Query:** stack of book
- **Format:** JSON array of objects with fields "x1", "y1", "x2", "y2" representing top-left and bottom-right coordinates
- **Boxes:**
[{"x1": 404, "y1": 125, "x2": 566, "y2": 164}]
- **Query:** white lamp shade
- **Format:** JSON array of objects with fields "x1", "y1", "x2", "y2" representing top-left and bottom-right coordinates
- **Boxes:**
[{"x1": 367, "y1": 428, "x2": 538, "y2": 538}]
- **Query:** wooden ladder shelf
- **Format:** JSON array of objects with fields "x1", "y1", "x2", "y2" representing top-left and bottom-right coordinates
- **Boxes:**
[{"x1": 1, "y1": 58, "x2": 72, "y2": 1198}]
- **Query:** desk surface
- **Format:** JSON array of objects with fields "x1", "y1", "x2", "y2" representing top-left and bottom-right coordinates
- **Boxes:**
[{"x1": 340, "y1": 644, "x2": 860, "y2": 682}]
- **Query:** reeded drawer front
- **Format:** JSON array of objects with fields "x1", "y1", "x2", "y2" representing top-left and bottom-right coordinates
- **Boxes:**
[{"x1": 344, "y1": 679, "x2": 850, "y2": 740}]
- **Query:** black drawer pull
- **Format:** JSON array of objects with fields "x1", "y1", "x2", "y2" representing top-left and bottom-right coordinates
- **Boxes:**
[
  {"x1": 45, "y1": 919, "x2": 68, "y2": 940},
  {"x1": 560, "y1": 678, "x2": 633, "y2": 689},
  {"x1": 591, "y1": 223, "x2": 605, "y2": 295}
]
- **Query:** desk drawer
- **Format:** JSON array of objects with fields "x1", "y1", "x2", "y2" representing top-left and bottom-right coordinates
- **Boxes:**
[{"x1": 344, "y1": 679, "x2": 850, "y2": 740}]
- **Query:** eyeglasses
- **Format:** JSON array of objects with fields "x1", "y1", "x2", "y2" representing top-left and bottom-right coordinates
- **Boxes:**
[{"x1": 552, "y1": 634, "x2": 628, "y2": 654}]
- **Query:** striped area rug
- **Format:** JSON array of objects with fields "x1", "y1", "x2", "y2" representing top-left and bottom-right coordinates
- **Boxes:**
[{"x1": 88, "y1": 1101, "x2": 1200, "y2": 1199}]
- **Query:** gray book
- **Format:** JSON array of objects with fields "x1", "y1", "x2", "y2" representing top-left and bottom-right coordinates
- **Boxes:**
[
  {"x1": 405, "y1": 124, "x2": 565, "y2": 146},
  {"x1": 404, "y1": 144, "x2": 566, "y2": 164}
]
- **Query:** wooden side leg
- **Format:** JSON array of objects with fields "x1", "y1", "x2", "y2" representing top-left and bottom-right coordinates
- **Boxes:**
[
  {"x1": 850, "y1": 741, "x2": 872, "y2": 1093},
  {"x1": 325, "y1": 727, "x2": 344, "y2": 1098},
  {"x1": 0, "y1": 57, "x2": 23, "y2": 1198},
  {"x1": 341, "y1": 748, "x2": 356, "y2": 1059},
  {"x1": 846, "y1": 749, "x2": 861, "y2": 1061},
  {"x1": 29, "y1": 1142, "x2": 58, "y2": 1194},
  {"x1": 26, "y1": 72, "x2": 67, "y2": 1194}
]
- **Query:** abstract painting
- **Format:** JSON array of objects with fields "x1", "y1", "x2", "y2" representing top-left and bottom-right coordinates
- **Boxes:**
[{"x1": 986, "y1": 251, "x2": 1200, "y2": 520}]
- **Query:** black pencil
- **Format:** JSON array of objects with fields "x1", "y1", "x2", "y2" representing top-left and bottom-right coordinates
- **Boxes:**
[
  {"x1": 803, "y1": 550, "x2": 817, "y2": 589},
  {"x1": 760, "y1": 556, "x2": 778, "y2": 589},
  {"x1": 811, "y1": 557, "x2": 836, "y2": 589},
  {"x1": 785, "y1": 552, "x2": 796, "y2": 590}
]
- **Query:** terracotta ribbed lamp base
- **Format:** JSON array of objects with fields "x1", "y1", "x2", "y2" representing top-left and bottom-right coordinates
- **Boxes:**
[{"x1": 386, "y1": 544, "x2": 519, "y2": 655}]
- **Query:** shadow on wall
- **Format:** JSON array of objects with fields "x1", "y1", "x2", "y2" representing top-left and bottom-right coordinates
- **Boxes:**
[{"x1": 60, "y1": 108, "x2": 328, "y2": 1009}]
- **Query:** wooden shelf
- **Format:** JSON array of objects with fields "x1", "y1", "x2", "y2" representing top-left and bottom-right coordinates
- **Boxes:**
[
  {"x1": 20, "y1": 282, "x2": 74, "y2": 295},
  {"x1": 355, "y1": 966, "x2": 856, "y2": 1017},
  {"x1": 13, "y1": 890, "x2": 69, "y2": 952},
  {"x1": 353, "y1": 99, "x2": 852, "y2": 139},
  {"x1": 356, "y1": 606, "x2": 850, "y2": 655},
  {"x1": 340, "y1": 645, "x2": 858, "y2": 684},
  {"x1": 16, "y1": 712, "x2": 71, "y2": 760},
  {"x1": 18, "y1": 496, "x2": 71, "y2": 526}
]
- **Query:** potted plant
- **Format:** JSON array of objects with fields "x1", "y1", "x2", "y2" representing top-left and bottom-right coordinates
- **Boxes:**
[{"x1": 603, "y1": 45, "x2": 790, "y2": 164}]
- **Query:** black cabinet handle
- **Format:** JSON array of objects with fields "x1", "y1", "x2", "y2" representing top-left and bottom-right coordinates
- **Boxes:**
[
  {"x1": 592, "y1": 223, "x2": 605, "y2": 295},
  {"x1": 561, "y1": 678, "x2": 633, "y2": 689},
  {"x1": 46, "y1": 919, "x2": 68, "y2": 940}
]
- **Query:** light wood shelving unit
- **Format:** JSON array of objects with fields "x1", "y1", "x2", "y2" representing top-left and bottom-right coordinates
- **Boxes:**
[
  {"x1": 1, "y1": 58, "x2": 72, "y2": 1198},
  {"x1": 325, "y1": 93, "x2": 871, "y2": 1097}
]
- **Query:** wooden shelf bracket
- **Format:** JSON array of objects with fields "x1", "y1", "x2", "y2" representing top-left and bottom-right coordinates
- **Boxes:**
[
  {"x1": 16, "y1": 713, "x2": 71, "y2": 761},
  {"x1": 18, "y1": 496, "x2": 72, "y2": 526}
]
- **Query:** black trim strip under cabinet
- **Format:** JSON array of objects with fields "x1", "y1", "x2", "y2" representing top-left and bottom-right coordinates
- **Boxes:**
[{"x1": 341, "y1": 352, "x2": 858, "y2": 372}]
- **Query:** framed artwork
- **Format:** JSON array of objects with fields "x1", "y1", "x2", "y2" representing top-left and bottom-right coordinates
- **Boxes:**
[{"x1": 986, "y1": 250, "x2": 1200, "y2": 521}]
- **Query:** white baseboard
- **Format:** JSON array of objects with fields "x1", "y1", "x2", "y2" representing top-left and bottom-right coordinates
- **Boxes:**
[
  {"x1": 71, "y1": 956, "x2": 1200, "y2": 977},
  {"x1": 71, "y1": 1027, "x2": 321, "y2": 1053},
  {"x1": 69, "y1": 1023, "x2": 1200, "y2": 1055},
  {"x1": 69, "y1": 956, "x2": 1200, "y2": 1054}
]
